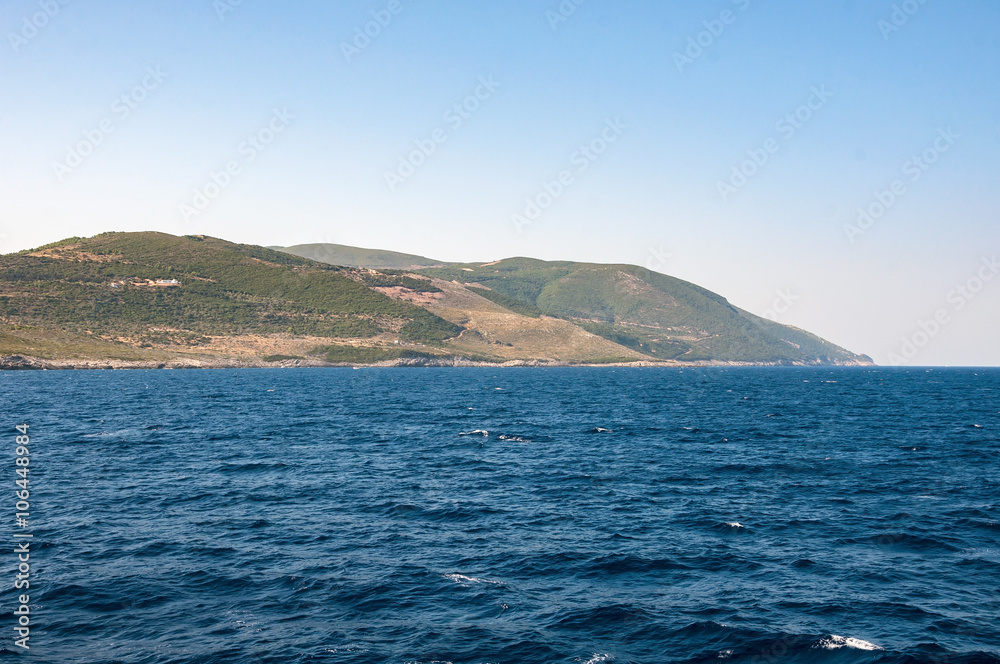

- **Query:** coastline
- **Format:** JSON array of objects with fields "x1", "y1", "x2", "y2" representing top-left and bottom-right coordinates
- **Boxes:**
[{"x1": 0, "y1": 354, "x2": 875, "y2": 371}]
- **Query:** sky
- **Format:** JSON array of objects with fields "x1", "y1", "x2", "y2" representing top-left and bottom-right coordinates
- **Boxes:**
[{"x1": 1, "y1": 0, "x2": 998, "y2": 366}]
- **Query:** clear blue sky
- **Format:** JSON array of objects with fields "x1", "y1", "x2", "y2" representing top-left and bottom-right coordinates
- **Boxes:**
[{"x1": 2, "y1": 0, "x2": 998, "y2": 365}]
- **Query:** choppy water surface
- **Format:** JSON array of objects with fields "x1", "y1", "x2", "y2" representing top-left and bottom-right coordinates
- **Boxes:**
[{"x1": 2, "y1": 367, "x2": 998, "y2": 663}]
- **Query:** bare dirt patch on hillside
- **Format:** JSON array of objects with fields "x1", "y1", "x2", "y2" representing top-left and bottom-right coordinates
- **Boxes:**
[
  {"x1": 420, "y1": 279, "x2": 647, "y2": 362},
  {"x1": 28, "y1": 245, "x2": 125, "y2": 263},
  {"x1": 374, "y1": 286, "x2": 444, "y2": 306}
]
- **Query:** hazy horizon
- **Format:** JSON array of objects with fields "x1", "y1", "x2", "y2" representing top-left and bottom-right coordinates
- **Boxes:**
[{"x1": 2, "y1": 0, "x2": 997, "y2": 366}]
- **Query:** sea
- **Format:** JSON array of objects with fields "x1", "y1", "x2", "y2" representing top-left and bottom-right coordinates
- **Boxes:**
[{"x1": 1, "y1": 367, "x2": 998, "y2": 664}]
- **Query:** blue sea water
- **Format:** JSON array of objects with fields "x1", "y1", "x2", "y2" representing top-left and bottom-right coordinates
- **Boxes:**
[{"x1": 1, "y1": 367, "x2": 998, "y2": 663}]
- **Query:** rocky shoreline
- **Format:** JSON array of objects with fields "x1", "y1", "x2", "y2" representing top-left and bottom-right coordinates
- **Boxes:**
[{"x1": 0, "y1": 354, "x2": 874, "y2": 371}]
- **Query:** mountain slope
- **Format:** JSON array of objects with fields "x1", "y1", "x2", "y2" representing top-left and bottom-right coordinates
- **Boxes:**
[
  {"x1": 275, "y1": 244, "x2": 869, "y2": 365},
  {"x1": 413, "y1": 278, "x2": 647, "y2": 363},
  {"x1": 0, "y1": 233, "x2": 871, "y2": 367},
  {"x1": 412, "y1": 259, "x2": 870, "y2": 365},
  {"x1": 0, "y1": 232, "x2": 462, "y2": 367},
  {"x1": 271, "y1": 243, "x2": 445, "y2": 270}
]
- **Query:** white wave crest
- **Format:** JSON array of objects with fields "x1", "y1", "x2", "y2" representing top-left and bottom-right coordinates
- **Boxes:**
[
  {"x1": 581, "y1": 654, "x2": 614, "y2": 664},
  {"x1": 444, "y1": 573, "x2": 503, "y2": 586},
  {"x1": 815, "y1": 635, "x2": 883, "y2": 651}
]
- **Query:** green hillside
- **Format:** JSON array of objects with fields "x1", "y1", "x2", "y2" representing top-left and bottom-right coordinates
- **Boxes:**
[
  {"x1": 272, "y1": 243, "x2": 445, "y2": 270},
  {"x1": 415, "y1": 258, "x2": 870, "y2": 364},
  {"x1": 0, "y1": 233, "x2": 871, "y2": 367},
  {"x1": 0, "y1": 232, "x2": 460, "y2": 353}
]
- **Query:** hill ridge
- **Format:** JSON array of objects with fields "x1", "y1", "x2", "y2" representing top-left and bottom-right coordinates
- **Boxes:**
[{"x1": 0, "y1": 233, "x2": 872, "y2": 368}]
